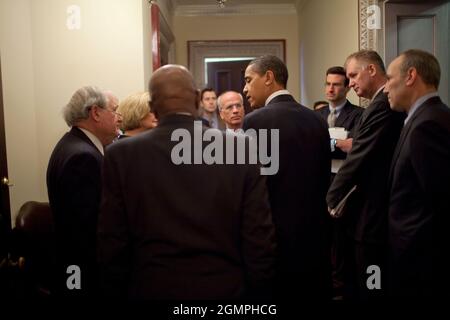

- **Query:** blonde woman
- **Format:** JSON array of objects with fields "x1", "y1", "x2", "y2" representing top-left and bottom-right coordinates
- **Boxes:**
[{"x1": 116, "y1": 92, "x2": 157, "y2": 139}]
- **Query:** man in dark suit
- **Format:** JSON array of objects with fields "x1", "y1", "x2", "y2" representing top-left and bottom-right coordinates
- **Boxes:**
[
  {"x1": 316, "y1": 66, "x2": 363, "y2": 159},
  {"x1": 384, "y1": 49, "x2": 450, "y2": 299},
  {"x1": 47, "y1": 86, "x2": 120, "y2": 297},
  {"x1": 316, "y1": 66, "x2": 363, "y2": 299},
  {"x1": 97, "y1": 65, "x2": 276, "y2": 299},
  {"x1": 326, "y1": 50, "x2": 405, "y2": 300},
  {"x1": 198, "y1": 87, "x2": 226, "y2": 130},
  {"x1": 242, "y1": 55, "x2": 332, "y2": 300}
]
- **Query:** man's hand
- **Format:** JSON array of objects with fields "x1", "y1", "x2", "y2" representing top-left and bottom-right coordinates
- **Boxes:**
[{"x1": 336, "y1": 138, "x2": 353, "y2": 153}]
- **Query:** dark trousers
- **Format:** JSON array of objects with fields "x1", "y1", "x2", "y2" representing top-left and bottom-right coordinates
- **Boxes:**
[
  {"x1": 343, "y1": 237, "x2": 386, "y2": 301},
  {"x1": 331, "y1": 219, "x2": 345, "y2": 297},
  {"x1": 329, "y1": 172, "x2": 345, "y2": 298}
]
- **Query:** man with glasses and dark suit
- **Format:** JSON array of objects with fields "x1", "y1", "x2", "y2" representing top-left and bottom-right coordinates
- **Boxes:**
[{"x1": 47, "y1": 86, "x2": 120, "y2": 298}]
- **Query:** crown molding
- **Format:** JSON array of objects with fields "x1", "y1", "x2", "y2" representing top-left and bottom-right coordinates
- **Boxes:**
[{"x1": 175, "y1": 3, "x2": 297, "y2": 17}]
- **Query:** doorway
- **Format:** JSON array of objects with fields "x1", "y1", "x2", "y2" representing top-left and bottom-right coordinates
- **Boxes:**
[
  {"x1": 0, "y1": 57, "x2": 12, "y2": 271},
  {"x1": 205, "y1": 58, "x2": 253, "y2": 114}
]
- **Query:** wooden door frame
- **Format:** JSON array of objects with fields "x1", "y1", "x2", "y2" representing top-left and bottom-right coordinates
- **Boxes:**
[
  {"x1": 188, "y1": 39, "x2": 286, "y2": 90},
  {"x1": 0, "y1": 57, "x2": 12, "y2": 230}
]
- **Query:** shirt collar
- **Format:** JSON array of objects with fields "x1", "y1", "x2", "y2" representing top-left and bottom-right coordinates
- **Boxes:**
[
  {"x1": 226, "y1": 128, "x2": 244, "y2": 135},
  {"x1": 329, "y1": 100, "x2": 347, "y2": 117},
  {"x1": 404, "y1": 92, "x2": 439, "y2": 125},
  {"x1": 265, "y1": 89, "x2": 290, "y2": 106},
  {"x1": 371, "y1": 85, "x2": 385, "y2": 102},
  {"x1": 78, "y1": 127, "x2": 104, "y2": 155}
]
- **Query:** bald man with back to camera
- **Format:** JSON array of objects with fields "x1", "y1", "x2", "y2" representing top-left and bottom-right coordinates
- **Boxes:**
[{"x1": 97, "y1": 65, "x2": 276, "y2": 300}]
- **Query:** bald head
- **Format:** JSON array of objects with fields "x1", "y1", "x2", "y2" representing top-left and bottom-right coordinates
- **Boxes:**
[{"x1": 149, "y1": 65, "x2": 199, "y2": 118}]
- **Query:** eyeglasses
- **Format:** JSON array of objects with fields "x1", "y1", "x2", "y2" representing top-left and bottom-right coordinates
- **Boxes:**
[
  {"x1": 222, "y1": 103, "x2": 243, "y2": 112},
  {"x1": 88, "y1": 104, "x2": 122, "y2": 117},
  {"x1": 105, "y1": 106, "x2": 122, "y2": 117}
]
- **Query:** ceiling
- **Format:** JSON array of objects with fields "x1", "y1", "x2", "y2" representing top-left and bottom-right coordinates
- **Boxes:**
[{"x1": 172, "y1": 0, "x2": 298, "y2": 5}]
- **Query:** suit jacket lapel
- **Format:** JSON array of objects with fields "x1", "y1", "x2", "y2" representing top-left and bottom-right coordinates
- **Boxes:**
[
  {"x1": 335, "y1": 101, "x2": 351, "y2": 127},
  {"x1": 388, "y1": 97, "x2": 435, "y2": 182}
]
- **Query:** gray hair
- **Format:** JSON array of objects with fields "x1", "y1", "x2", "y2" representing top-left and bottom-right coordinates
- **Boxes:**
[
  {"x1": 345, "y1": 50, "x2": 386, "y2": 75},
  {"x1": 400, "y1": 49, "x2": 440, "y2": 88},
  {"x1": 63, "y1": 86, "x2": 107, "y2": 126},
  {"x1": 217, "y1": 91, "x2": 244, "y2": 111}
]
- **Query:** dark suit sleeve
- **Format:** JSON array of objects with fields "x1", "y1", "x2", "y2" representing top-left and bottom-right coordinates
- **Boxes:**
[
  {"x1": 59, "y1": 153, "x2": 101, "y2": 262},
  {"x1": 241, "y1": 162, "x2": 276, "y2": 298},
  {"x1": 97, "y1": 149, "x2": 130, "y2": 297},
  {"x1": 411, "y1": 120, "x2": 450, "y2": 217},
  {"x1": 327, "y1": 101, "x2": 393, "y2": 208},
  {"x1": 347, "y1": 108, "x2": 364, "y2": 138}
]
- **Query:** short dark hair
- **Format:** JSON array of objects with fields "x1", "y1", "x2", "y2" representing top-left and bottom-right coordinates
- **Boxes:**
[
  {"x1": 400, "y1": 49, "x2": 440, "y2": 88},
  {"x1": 200, "y1": 87, "x2": 216, "y2": 100},
  {"x1": 345, "y1": 50, "x2": 386, "y2": 75},
  {"x1": 313, "y1": 100, "x2": 328, "y2": 110},
  {"x1": 326, "y1": 66, "x2": 349, "y2": 86},
  {"x1": 248, "y1": 55, "x2": 288, "y2": 88}
]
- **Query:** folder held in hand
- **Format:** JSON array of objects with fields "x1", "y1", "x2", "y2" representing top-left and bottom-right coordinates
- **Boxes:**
[{"x1": 330, "y1": 185, "x2": 357, "y2": 218}]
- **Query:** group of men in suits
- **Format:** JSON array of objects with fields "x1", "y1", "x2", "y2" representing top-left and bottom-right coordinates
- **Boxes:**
[{"x1": 47, "y1": 49, "x2": 448, "y2": 300}]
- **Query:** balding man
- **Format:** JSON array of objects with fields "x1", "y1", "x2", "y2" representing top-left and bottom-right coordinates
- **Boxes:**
[
  {"x1": 47, "y1": 86, "x2": 120, "y2": 297},
  {"x1": 218, "y1": 91, "x2": 245, "y2": 132},
  {"x1": 98, "y1": 65, "x2": 276, "y2": 299},
  {"x1": 384, "y1": 49, "x2": 450, "y2": 298}
]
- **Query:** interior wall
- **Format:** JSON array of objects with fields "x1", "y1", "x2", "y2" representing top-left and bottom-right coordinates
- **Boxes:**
[
  {"x1": 0, "y1": 0, "x2": 41, "y2": 223},
  {"x1": 174, "y1": 14, "x2": 300, "y2": 100},
  {"x1": 298, "y1": 0, "x2": 359, "y2": 107},
  {"x1": 1, "y1": 0, "x2": 151, "y2": 224}
]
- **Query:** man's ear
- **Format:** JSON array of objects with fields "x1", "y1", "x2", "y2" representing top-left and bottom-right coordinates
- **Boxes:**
[
  {"x1": 90, "y1": 105, "x2": 101, "y2": 122},
  {"x1": 219, "y1": 110, "x2": 225, "y2": 120},
  {"x1": 405, "y1": 67, "x2": 417, "y2": 86},
  {"x1": 367, "y1": 64, "x2": 377, "y2": 77},
  {"x1": 264, "y1": 70, "x2": 275, "y2": 86}
]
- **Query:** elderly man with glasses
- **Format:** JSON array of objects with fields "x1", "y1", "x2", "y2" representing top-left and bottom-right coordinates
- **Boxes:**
[
  {"x1": 218, "y1": 91, "x2": 245, "y2": 132},
  {"x1": 47, "y1": 86, "x2": 120, "y2": 298}
]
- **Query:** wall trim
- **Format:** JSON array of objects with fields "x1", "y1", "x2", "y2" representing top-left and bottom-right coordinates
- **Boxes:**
[{"x1": 175, "y1": 3, "x2": 297, "y2": 17}]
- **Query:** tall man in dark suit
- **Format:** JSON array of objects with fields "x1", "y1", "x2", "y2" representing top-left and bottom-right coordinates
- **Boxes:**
[
  {"x1": 384, "y1": 49, "x2": 450, "y2": 299},
  {"x1": 316, "y1": 66, "x2": 363, "y2": 299},
  {"x1": 47, "y1": 86, "x2": 120, "y2": 297},
  {"x1": 242, "y1": 55, "x2": 332, "y2": 300},
  {"x1": 97, "y1": 65, "x2": 276, "y2": 299},
  {"x1": 326, "y1": 50, "x2": 405, "y2": 300}
]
